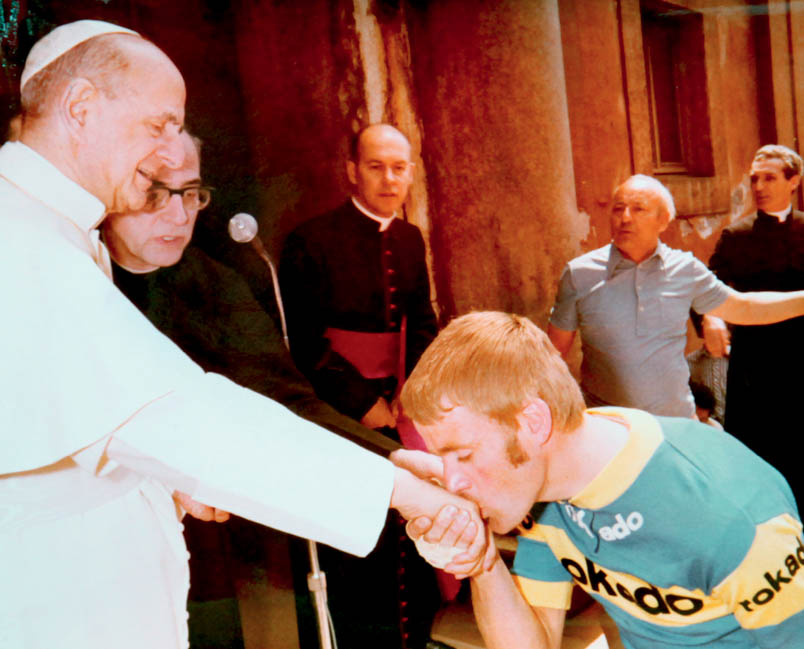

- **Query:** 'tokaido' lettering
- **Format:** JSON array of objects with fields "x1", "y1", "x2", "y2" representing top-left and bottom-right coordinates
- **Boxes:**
[
  {"x1": 739, "y1": 535, "x2": 804, "y2": 612},
  {"x1": 559, "y1": 557, "x2": 703, "y2": 617}
]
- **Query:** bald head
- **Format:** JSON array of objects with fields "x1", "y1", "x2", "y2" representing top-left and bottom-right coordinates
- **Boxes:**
[
  {"x1": 19, "y1": 25, "x2": 186, "y2": 214},
  {"x1": 610, "y1": 175, "x2": 674, "y2": 264},
  {"x1": 346, "y1": 123, "x2": 414, "y2": 218},
  {"x1": 615, "y1": 175, "x2": 676, "y2": 220},
  {"x1": 22, "y1": 33, "x2": 181, "y2": 120},
  {"x1": 349, "y1": 123, "x2": 411, "y2": 163}
]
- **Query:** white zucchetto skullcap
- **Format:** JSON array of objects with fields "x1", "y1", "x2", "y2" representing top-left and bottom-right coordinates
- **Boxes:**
[{"x1": 21, "y1": 20, "x2": 139, "y2": 91}]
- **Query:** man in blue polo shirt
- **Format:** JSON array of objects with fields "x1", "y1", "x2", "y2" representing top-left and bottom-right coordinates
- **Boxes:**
[
  {"x1": 547, "y1": 174, "x2": 804, "y2": 418},
  {"x1": 400, "y1": 311, "x2": 804, "y2": 649}
]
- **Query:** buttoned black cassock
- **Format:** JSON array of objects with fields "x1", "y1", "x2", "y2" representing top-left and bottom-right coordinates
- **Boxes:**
[
  {"x1": 112, "y1": 244, "x2": 399, "y2": 648},
  {"x1": 280, "y1": 200, "x2": 441, "y2": 649},
  {"x1": 280, "y1": 200, "x2": 438, "y2": 421},
  {"x1": 708, "y1": 209, "x2": 804, "y2": 505}
]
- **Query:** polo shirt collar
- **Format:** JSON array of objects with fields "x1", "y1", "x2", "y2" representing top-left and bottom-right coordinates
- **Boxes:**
[
  {"x1": 606, "y1": 241, "x2": 670, "y2": 278},
  {"x1": 569, "y1": 407, "x2": 664, "y2": 510},
  {"x1": 0, "y1": 141, "x2": 106, "y2": 233}
]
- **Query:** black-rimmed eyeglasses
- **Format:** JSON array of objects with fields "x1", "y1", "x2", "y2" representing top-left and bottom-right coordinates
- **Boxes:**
[{"x1": 145, "y1": 185, "x2": 213, "y2": 212}]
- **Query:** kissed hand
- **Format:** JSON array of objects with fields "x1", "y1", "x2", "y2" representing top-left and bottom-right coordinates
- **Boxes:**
[{"x1": 390, "y1": 465, "x2": 495, "y2": 578}]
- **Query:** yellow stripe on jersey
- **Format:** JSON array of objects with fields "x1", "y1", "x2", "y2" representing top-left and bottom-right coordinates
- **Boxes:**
[
  {"x1": 712, "y1": 514, "x2": 804, "y2": 629},
  {"x1": 513, "y1": 574, "x2": 574, "y2": 610},
  {"x1": 570, "y1": 408, "x2": 663, "y2": 510},
  {"x1": 520, "y1": 523, "x2": 732, "y2": 627}
]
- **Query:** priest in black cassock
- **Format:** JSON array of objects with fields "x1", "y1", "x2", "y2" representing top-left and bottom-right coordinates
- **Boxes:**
[
  {"x1": 280, "y1": 124, "x2": 437, "y2": 434},
  {"x1": 102, "y1": 131, "x2": 401, "y2": 649},
  {"x1": 702, "y1": 144, "x2": 804, "y2": 503},
  {"x1": 280, "y1": 124, "x2": 444, "y2": 649}
]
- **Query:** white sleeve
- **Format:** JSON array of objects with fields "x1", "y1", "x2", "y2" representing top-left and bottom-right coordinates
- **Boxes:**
[
  {"x1": 106, "y1": 374, "x2": 393, "y2": 556},
  {"x1": 106, "y1": 373, "x2": 394, "y2": 557}
]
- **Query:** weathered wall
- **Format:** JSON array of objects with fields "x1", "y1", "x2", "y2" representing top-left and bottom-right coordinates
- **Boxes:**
[
  {"x1": 559, "y1": 0, "x2": 632, "y2": 252},
  {"x1": 793, "y1": 4, "x2": 804, "y2": 212},
  {"x1": 233, "y1": 0, "x2": 364, "y2": 255},
  {"x1": 663, "y1": 0, "x2": 765, "y2": 263},
  {"x1": 560, "y1": 0, "x2": 770, "y2": 265},
  {"x1": 666, "y1": 0, "x2": 801, "y2": 262},
  {"x1": 761, "y1": 0, "x2": 803, "y2": 211},
  {"x1": 405, "y1": 0, "x2": 582, "y2": 326}
]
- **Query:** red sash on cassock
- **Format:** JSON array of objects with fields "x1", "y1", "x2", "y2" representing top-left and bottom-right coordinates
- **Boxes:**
[
  {"x1": 324, "y1": 322, "x2": 462, "y2": 600},
  {"x1": 323, "y1": 329, "x2": 401, "y2": 379},
  {"x1": 324, "y1": 321, "x2": 427, "y2": 452}
]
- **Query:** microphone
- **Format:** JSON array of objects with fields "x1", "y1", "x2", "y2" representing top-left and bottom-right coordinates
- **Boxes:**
[
  {"x1": 228, "y1": 213, "x2": 289, "y2": 349},
  {"x1": 228, "y1": 212, "x2": 258, "y2": 243}
]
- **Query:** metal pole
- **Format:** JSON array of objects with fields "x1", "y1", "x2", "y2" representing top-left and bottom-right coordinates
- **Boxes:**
[
  {"x1": 242, "y1": 228, "x2": 336, "y2": 649},
  {"x1": 307, "y1": 540, "x2": 335, "y2": 649}
]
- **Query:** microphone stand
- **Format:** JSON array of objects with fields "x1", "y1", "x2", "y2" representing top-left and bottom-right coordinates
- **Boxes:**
[
  {"x1": 232, "y1": 218, "x2": 335, "y2": 649},
  {"x1": 307, "y1": 533, "x2": 334, "y2": 649},
  {"x1": 246, "y1": 235, "x2": 290, "y2": 351}
]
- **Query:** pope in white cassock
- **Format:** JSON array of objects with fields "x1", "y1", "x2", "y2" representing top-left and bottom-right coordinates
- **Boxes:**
[{"x1": 0, "y1": 21, "x2": 487, "y2": 648}]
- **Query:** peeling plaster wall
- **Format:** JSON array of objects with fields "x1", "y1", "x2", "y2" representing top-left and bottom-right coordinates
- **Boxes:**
[
  {"x1": 559, "y1": 0, "x2": 632, "y2": 252},
  {"x1": 670, "y1": 0, "x2": 802, "y2": 263},
  {"x1": 561, "y1": 0, "x2": 777, "y2": 266},
  {"x1": 353, "y1": 0, "x2": 388, "y2": 124},
  {"x1": 233, "y1": 0, "x2": 365, "y2": 255},
  {"x1": 405, "y1": 0, "x2": 580, "y2": 327},
  {"x1": 661, "y1": 1, "x2": 765, "y2": 263}
]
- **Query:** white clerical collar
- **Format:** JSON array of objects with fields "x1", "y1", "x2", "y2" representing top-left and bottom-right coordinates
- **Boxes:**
[
  {"x1": 0, "y1": 141, "x2": 106, "y2": 233},
  {"x1": 112, "y1": 259, "x2": 158, "y2": 274},
  {"x1": 764, "y1": 204, "x2": 792, "y2": 223},
  {"x1": 352, "y1": 197, "x2": 396, "y2": 232}
]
